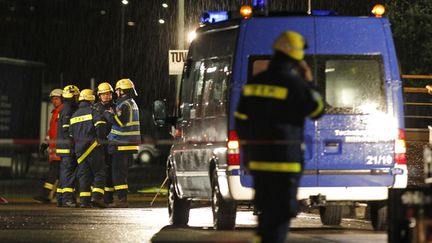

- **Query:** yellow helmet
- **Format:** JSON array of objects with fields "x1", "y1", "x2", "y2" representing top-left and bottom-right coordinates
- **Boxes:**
[
  {"x1": 272, "y1": 31, "x2": 307, "y2": 61},
  {"x1": 49, "y1": 88, "x2": 63, "y2": 98},
  {"x1": 115, "y1": 78, "x2": 137, "y2": 96},
  {"x1": 78, "y1": 89, "x2": 95, "y2": 101},
  {"x1": 97, "y1": 82, "x2": 113, "y2": 95},
  {"x1": 62, "y1": 85, "x2": 80, "y2": 98}
]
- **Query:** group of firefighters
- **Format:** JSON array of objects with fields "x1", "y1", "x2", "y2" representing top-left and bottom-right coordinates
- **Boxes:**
[{"x1": 34, "y1": 78, "x2": 141, "y2": 208}]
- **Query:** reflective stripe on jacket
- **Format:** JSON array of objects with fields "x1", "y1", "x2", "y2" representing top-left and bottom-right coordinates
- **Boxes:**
[{"x1": 107, "y1": 97, "x2": 141, "y2": 154}]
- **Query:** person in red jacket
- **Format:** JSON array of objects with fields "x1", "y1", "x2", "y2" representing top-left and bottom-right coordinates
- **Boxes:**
[{"x1": 34, "y1": 88, "x2": 64, "y2": 204}]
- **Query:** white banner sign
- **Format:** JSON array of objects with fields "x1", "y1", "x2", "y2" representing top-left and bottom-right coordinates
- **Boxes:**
[{"x1": 168, "y1": 50, "x2": 188, "y2": 75}]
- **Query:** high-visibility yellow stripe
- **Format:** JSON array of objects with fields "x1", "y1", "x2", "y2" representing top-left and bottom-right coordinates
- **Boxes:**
[
  {"x1": 77, "y1": 140, "x2": 98, "y2": 164},
  {"x1": 114, "y1": 184, "x2": 128, "y2": 190},
  {"x1": 104, "y1": 187, "x2": 115, "y2": 192},
  {"x1": 94, "y1": 120, "x2": 106, "y2": 127},
  {"x1": 249, "y1": 161, "x2": 301, "y2": 173},
  {"x1": 62, "y1": 124, "x2": 70, "y2": 128},
  {"x1": 92, "y1": 188, "x2": 105, "y2": 194},
  {"x1": 309, "y1": 99, "x2": 324, "y2": 118},
  {"x1": 56, "y1": 188, "x2": 63, "y2": 193},
  {"x1": 234, "y1": 111, "x2": 248, "y2": 120},
  {"x1": 110, "y1": 129, "x2": 140, "y2": 136},
  {"x1": 44, "y1": 182, "x2": 54, "y2": 190},
  {"x1": 70, "y1": 114, "x2": 93, "y2": 125},
  {"x1": 118, "y1": 145, "x2": 138, "y2": 151},
  {"x1": 114, "y1": 115, "x2": 124, "y2": 127},
  {"x1": 63, "y1": 187, "x2": 75, "y2": 193},
  {"x1": 56, "y1": 149, "x2": 70, "y2": 154},
  {"x1": 243, "y1": 84, "x2": 288, "y2": 100},
  {"x1": 80, "y1": 192, "x2": 91, "y2": 197},
  {"x1": 125, "y1": 121, "x2": 140, "y2": 126}
]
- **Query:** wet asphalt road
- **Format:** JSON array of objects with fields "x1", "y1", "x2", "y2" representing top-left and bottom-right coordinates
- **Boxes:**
[{"x1": 0, "y1": 200, "x2": 386, "y2": 243}]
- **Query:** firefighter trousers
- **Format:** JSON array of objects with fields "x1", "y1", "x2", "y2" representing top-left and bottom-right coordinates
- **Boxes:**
[
  {"x1": 37, "y1": 160, "x2": 60, "y2": 200},
  {"x1": 253, "y1": 172, "x2": 300, "y2": 243},
  {"x1": 76, "y1": 146, "x2": 106, "y2": 205},
  {"x1": 111, "y1": 153, "x2": 132, "y2": 200},
  {"x1": 59, "y1": 155, "x2": 77, "y2": 203},
  {"x1": 103, "y1": 147, "x2": 114, "y2": 204}
]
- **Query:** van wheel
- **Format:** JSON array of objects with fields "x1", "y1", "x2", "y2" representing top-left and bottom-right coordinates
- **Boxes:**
[
  {"x1": 370, "y1": 202, "x2": 387, "y2": 231},
  {"x1": 211, "y1": 170, "x2": 237, "y2": 230},
  {"x1": 319, "y1": 205, "x2": 342, "y2": 225},
  {"x1": 168, "y1": 178, "x2": 190, "y2": 226},
  {"x1": 12, "y1": 154, "x2": 29, "y2": 178}
]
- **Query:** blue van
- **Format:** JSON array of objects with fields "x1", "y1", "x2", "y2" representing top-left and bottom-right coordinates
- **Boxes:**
[{"x1": 153, "y1": 5, "x2": 407, "y2": 231}]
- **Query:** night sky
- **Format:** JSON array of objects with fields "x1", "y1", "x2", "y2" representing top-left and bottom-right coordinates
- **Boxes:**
[{"x1": 1, "y1": 0, "x2": 385, "y2": 107}]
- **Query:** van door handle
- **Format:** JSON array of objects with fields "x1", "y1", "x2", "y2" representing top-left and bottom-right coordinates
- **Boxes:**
[{"x1": 324, "y1": 140, "x2": 341, "y2": 154}]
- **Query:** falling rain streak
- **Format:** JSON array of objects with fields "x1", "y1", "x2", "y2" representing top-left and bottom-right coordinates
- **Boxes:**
[{"x1": 0, "y1": 0, "x2": 385, "y2": 109}]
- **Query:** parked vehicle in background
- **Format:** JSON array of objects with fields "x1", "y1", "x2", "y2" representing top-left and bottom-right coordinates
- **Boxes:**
[
  {"x1": 153, "y1": 4, "x2": 407, "y2": 231},
  {"x1": 0, "y1": 57, "x2": 46, "y2": 178}
]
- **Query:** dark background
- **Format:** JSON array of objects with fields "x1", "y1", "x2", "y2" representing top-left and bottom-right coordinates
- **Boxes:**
[{"x1": 0, "y1": 0, "x2": 385, "y2": 108}]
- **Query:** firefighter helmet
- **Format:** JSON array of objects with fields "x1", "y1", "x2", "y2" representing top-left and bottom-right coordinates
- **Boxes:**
[
  {"x1": 97, "y1": 82, "x2": 114, "y2": 95},
  {"x1": 272, "y1": 31, "x2": 307, "y2": 61},
  {"x1": 115, "y1": 78, "x2": 137, "y2": 96},
  {"x1": 49, "y1": 88, "x2": 63, "y2": 98},
  {"x1": 78, "y1": 89, "x2": 95, "y2": 101},
  {"x1": 62, "y1": 85, "x2": 80, "y2": 98}
]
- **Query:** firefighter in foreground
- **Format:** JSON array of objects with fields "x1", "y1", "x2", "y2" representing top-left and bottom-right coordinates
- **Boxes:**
[
  {"x1": 94, "y1": 82, "x2": 116, "y2": 206},
  {"x1": 56, "y1": 85, "x2": 80, "y2": 207},
  {"x1": 34, "y1": 88, "x2": 64, "y2": 203},
  {"x1": 105, "y1": 78, "x2": 141, "y2": 207},
  {"x1": 69, "y1": 89, "x2": 107, "y2": 208},
  {"x1": 234, "y1": 31, "x2": 324, "y2": 243}
]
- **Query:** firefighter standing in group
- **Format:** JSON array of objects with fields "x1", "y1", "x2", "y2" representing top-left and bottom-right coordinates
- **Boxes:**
[
  {"x1": 56, "y1": 85, "x2": 80, "y2": 208},
  {"x1": 69, "y1": 89, "x2": 107, "y2": 208},
  {"x1": 34, "y1": 88, "x2": 64, "y2": 203},
  {"x1": 234, "y1": 31, "x2": 325, "y2": 243},
  {"x1": 105, "y1": 78, "x2": 141, "y2": 208},
  {"x1": 93, "y1": 82, "x2": 116, "y2": 206}
]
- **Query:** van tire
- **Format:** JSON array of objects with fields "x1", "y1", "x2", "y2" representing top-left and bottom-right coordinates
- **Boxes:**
[
  {"x1": 211, "y1": 170, "x2": 237, "y2": 230},
  {"x1": 370, "y1": 202, "x2": 387, "y2": 231},
  {"x1": 319, "y1": 205, "x2": 342, "y2": 225},
  {"x1": 168, "y1": 178, "x2": 190, "y2": 226},
  {"x1": 12, "y1": 153, "x2": 29, "y2": 178}
]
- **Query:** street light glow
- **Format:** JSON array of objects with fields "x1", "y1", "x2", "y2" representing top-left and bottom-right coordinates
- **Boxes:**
[
  {"x1": 122, "y1": 0, "x2": 129, "y2": 5},
  {"x1": 162, "y1": 3, "x2": 168, "y2": 8},
  {"x1": 188, "y1": 31, "x2": 197, "y2": 43},
  {"x1": 158, "y1": 19, "x2": 165, "y2": 24}
]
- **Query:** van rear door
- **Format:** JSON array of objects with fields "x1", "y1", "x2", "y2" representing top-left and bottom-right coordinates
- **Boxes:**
[
  {"x1": 314, "y1": 17, "x2": 399, "y2": 187},
  {"x1": 234, "y1": 17, "x2": 318, "y2": 188}
]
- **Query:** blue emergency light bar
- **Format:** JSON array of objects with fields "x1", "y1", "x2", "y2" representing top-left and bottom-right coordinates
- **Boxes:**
[
  {"x1": 200, "y1": 11, "x2": 229, "y2": 24},
  {"x1": 312, "y1": 10, "x2": 338, "y2": 16},
  {"x1": 252, "y1": 0, "x2": 267, "y2": 8}
]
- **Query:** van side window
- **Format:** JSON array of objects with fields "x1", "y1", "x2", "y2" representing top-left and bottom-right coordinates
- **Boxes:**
[{"x1": 202, "y1": 58, "x2": 230, "y2": 117}]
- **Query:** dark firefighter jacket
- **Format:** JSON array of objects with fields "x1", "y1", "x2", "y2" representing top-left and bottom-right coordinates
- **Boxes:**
[
  {"x1": 56, "y1": 99, "x2": 78, "y2": 157},
  {"x1": 234, "y1": 55, "x2": 324, "y2": 174},
  {"x1": 106, "y1": 96, "x2": 141, "y2": 154},
  {"x1": 69, "y1": 101, "x2": 106, "y2": 164},
  {"x1": 93, "y1": 101, "x2": 115, "y2": 139}
]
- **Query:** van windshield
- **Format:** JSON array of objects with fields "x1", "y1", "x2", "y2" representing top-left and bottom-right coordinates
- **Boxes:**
[{"x1": 249, "y1": 55, "x2": 386, "y2": 115}]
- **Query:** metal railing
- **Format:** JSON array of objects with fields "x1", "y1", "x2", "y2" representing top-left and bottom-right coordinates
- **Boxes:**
[{"x1": 402, "y1": 74, "x2": 432, "y2": 133}]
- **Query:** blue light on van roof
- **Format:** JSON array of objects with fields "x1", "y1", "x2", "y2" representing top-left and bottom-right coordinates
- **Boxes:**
[
  {"x1": 312, "y1": 10, "x2": 337, "y2": 16},
  {"x1": 253, "y1": 0, "x2": 267, "y2": 8},
  {"x1": 200, "y1": 11, "x2": 229, "y2": 24}
]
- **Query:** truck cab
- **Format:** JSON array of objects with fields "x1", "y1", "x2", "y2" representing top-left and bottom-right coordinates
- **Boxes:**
[{"x1": 153, "y1": 4, "x2": 407, "y2": 230}]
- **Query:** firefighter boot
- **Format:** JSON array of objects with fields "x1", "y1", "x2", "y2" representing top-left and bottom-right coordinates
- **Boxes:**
[
  {"x1": 114, "y1": 197, "x2": 128, "y2": 208},
  {"x1": 80, "y1": 197, "x2": 91, "y2": 208},
  {"x1": 91, "y1": 197, "x2": 107, "y2": 208}
]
